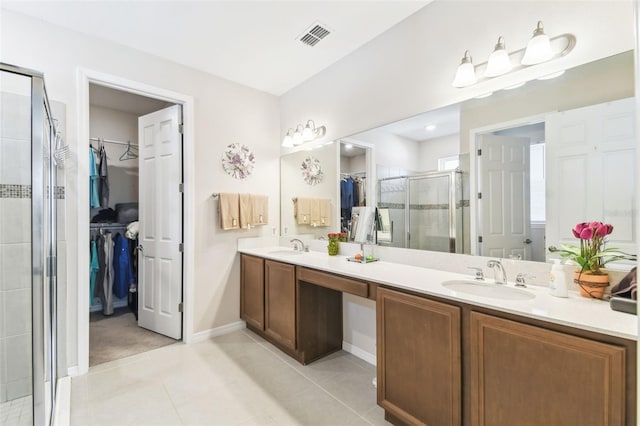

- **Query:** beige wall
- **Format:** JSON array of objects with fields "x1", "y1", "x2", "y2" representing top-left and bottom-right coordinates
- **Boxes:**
[
  {"x1": 1, "y1": 10, "x2": 281, "y2": 369},
  {"x1": 417, "y1": 133, "x2": 460, "y2": 172}
]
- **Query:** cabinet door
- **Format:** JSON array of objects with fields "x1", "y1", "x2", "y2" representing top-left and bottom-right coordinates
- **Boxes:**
[
  {"x1": 377, "y1": 287, "x2": 461, "y2": 426},
  {"x1": 240, "y1": 254, "x2": 264, "y2": 330},
  {"x1": 265, "y1": 260, "x2": 296, "y2": 351},
  {"x1": 470, "y1": 312, "x2": 626, "y2": 426}
]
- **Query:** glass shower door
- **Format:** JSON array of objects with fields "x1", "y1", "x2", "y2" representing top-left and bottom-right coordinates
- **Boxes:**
[
  {"x1": 378, "y1": 177, "x2": 407, "y2": 247},
  {"x1": 0, "y1": 68, "x2": 34, "y2": 425},
  {"x1": 408, "y1": 173, "x2": 455, "y2": 252}
]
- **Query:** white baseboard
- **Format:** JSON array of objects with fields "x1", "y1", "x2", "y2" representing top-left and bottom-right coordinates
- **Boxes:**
[
  {"x1": 191, "y1": 320, "x2": 246, "y2": 343},
  {"x1": 53, "y1": 376, "x2": 71, "y2": 426},
  {"x1": 67, "y1": 366, "x2": 79, "y2": 377},
  {"x1": 342, "y1": 341, "x2": 376, "y2": 366}
]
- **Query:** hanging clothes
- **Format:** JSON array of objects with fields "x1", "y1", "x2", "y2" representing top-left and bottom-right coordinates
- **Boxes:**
[
  {"x1": 99, "y1": 145, "x2": 110, "y2": 208},
  {"x1": 113, "y1": 234, "x2": 134, "y2": 299},
  {"x1": 99, "y1": 232, "x2": 115, "y2": 315},
  {"x1": 89, "y1": 147, "x2": 100, "y2": 208},
  {"x1": 90, "y1": 239, "x2": 99, "y2": 304}
]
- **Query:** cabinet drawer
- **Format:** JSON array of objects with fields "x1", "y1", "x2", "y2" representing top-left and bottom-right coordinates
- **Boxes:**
[{"x1": 297, "y1": 267, "x2": 368, "y2": 297}]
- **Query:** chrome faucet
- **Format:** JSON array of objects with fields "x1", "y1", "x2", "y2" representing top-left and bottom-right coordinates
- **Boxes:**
[
  {"x1": 487, "y1": 260, "x2": 507, "y2": 285},
  {"x1": 290, "y1": 238, "x2": 308, "y2": 252}
]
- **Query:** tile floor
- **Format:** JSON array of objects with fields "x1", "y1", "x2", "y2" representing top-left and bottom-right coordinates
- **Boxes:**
[
  {"x1": 0, "y1": 395, "x2": 32, "y2": 426},
  {"x1": 71, "y1": 329, "x2": 391, "y2": 425}
]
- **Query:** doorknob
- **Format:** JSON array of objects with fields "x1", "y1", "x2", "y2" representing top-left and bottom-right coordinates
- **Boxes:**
[
  {"x1": 523, "y1": 238, "x2": 532, "y2": 244},
  {"x1": 136, "y1": 245, "x2": 144, "y2": 253}
]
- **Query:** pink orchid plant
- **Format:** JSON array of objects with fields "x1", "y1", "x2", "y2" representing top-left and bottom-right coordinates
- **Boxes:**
[{"x1": 549, "y1": 221, "x2": 636, "y2": 275}]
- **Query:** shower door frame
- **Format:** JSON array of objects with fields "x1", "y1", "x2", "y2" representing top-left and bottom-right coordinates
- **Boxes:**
[{"x1": 0, "y1": 62, "x2": 58, "y2": 426}]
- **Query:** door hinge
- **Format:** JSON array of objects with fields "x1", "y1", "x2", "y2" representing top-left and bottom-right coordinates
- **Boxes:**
[
  {"x1": 477, "y1": 149, "x2": 482, "y2": 156},
  {"x1": 178, "y1": 302, "x2": 183, "y2": 313},
  {"x1": 478, "y1": 236, "x2": 483, "y2": 243},
  {"x1": 179, "y1": 183, "x2": 184, "y2": 193},
  {"x1": 477, "y1": 192, "x2": 482, "y2": 199},
  {"x1": 178, "y1": 123, "x2": 184, "y2": 134},
  {"x1": 179, "y1": 243, "x2": 184, "y2": 252}
]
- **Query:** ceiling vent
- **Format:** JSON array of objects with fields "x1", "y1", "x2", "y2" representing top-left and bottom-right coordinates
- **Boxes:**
[{"x1": 298, "y1": 22, "x2": 331, "y2": 47}]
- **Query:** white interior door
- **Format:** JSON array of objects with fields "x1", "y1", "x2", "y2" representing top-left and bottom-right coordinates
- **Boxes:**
[
  {"x1": 546, "y1": 97, "x2": 636, "y2": 259},
  {"x1": 138, "y1": 104, "x2": 183, "y2": 339},
  {"x1": 477, "y1": 134, "x2": 531, "y2": 259}
]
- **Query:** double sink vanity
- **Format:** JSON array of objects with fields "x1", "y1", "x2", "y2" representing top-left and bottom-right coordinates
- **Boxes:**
[{"x1": 238, "y1": 243, "x2": 637, "y2": 425}]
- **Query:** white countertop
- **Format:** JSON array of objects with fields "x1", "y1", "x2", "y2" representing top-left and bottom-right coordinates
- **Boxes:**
[{"x1": 239, "y1": 246, "x2": 638, "y2": 341}]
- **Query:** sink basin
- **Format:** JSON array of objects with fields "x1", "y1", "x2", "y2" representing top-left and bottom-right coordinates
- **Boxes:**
[
  {"x1": 442, "y1": 280, "x2": 535, "y2": 301},
  {"x1": 267, "y1": 249, "x2": 303, "y2": 256}
]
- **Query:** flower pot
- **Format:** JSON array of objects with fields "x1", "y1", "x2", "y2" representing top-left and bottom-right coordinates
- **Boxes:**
[
  {"x1": 327, "y1": 239, "x2": 339, "y2": 256},
  {"x1": 573, "y1": 271, "x2": 609, "y2": 299}
]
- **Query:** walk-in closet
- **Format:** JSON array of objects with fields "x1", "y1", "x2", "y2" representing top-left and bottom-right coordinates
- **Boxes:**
[
  {"x1": 88, "y1": 84, "x2": 180, "y2": 367},
  {"x1": 339, "y1": 142, "x2": 367, "y2": 235}
]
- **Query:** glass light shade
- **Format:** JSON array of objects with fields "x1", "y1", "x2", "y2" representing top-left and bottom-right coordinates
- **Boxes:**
[
  {"x1": 282, "y1": 129, "x2": 294, "y2": 147},
  {"x1": 302, "y1": 122, "x2": 315, "y2": 141},
  {"x1": 522, "y1": 21, "x2": 553, "y2": 65},
  {"x1": 292, "y1": 130, "x2": 303, "y2": 145},
  {"x1": 484, "y1": 37, "x2": 512, "y2": 78},
  {"x1": 451, "y1": 51, "x2": 476, "y2": 88}
]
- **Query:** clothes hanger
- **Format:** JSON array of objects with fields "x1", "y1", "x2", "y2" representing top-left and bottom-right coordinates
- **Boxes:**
[{"x1": 119, "y1": 142, "x2": 138, "y2": 161}]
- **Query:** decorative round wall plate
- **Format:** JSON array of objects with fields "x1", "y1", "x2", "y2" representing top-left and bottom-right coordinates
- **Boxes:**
[
  {"x1": 301, "y1": 156, "x2": 323, "y2": 186},
  {"x1": 221, "y1": 143, "x2": 255, "y2": 179}
]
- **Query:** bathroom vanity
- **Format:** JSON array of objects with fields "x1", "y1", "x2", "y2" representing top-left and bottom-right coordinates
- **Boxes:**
[{"x1": 239, "y1": 248, "x2": 637, "y2": 425}]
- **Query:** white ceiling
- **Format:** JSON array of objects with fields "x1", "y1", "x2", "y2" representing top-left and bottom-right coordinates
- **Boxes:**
[
  {"x1": 3, "y1": 1, "x2": 429, "y2": 96},
  {"x1": 89, "y1": 84, "x2": 172, "y2": 115}
]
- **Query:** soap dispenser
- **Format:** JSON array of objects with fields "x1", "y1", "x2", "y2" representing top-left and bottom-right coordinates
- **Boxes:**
[{"x1": 549, "y1": 259, "x2": 568, "y2": 298}]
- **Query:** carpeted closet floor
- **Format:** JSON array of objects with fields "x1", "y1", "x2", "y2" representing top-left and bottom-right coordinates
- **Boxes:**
[{"x1": 89, "y1": 308, "x2": 177, "y2": 366}]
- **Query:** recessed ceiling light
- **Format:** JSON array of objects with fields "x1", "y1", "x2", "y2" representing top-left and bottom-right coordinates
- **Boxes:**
[
  {"x1": 345, "y1": 144, "x2": 353, "y2": 149},
  {"x1": 425, "y1": 124, "x2": 436, "y2": 131}
]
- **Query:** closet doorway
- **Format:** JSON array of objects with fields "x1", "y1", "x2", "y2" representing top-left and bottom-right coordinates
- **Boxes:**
[{"x1": 88, "y1": 84, "x2": 183, "y2": 367}]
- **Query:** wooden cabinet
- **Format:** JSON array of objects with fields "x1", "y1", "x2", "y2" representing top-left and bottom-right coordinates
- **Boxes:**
[
  {"x1": 240, "y1": 254, "x2": 264, "y2": 330},
  {"x1": 264, "y1": 259, "x2": 297, "y2": 351},
  {"x1": 377, "y1": 287, "x2": 462, "y2": 426},
  {"x1": 470, "y1": 312, "x2": 626, "y2": 426}
]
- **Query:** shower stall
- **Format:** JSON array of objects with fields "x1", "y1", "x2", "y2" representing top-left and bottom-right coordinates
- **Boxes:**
[
  {"x1": 0, "y1": 63, "x2": 66, "y2": 425},
  {"x1": 377, "y1": 170, "x2": 466, "y2": 253}
]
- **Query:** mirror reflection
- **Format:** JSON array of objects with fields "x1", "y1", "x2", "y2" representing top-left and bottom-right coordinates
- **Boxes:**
[{"x1": 280, "y1": 51, "x2": 635, "y2": 266}]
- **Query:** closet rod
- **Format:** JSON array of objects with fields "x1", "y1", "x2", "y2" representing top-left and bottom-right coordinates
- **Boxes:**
[{"x1": 90, "y1": 137, "x2": 138, "y2": 147}]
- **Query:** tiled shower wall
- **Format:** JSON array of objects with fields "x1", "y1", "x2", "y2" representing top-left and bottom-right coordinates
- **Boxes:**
[
  {"x1": 0, "y1": 88, "x2": 33, "y2": 403},
  {"x1": 0, "y1": 82, "x2": 67, "y2": 403}
]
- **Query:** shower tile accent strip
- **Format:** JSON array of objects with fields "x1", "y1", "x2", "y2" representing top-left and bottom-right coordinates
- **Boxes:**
[{"x1": 0, "y1": 184, "x2": 65, "y2": 199}]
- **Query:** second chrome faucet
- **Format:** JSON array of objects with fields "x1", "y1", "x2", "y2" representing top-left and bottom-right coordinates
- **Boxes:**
[{"x1": 487, "y1": 259, "x2": 507, "y2": 285}]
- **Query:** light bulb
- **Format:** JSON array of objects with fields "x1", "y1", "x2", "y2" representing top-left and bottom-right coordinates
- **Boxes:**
[
  {"x1": 522, "y1": 21, "x2": 553, "y2": 65},
  {"x1": 485, "y1": 37, "x2": 512, "y2": 78},
  {"x1": 451, "y1": 50, "x2": 476, "y2": 88},
  {"x1": 282, "y1": 129, "x2": 294, "y2": 147}
]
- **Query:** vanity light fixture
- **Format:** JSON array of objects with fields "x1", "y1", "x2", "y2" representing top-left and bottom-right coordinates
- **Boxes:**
[
  {"x1": 282, "y1": 120, "x2": 327, "y2": 147},
  {"x1": 425, "y1": 124, "x2": 436, "y2": 131},
  {"x1": 485, "y1": 36, "x2": 512, "y2": 77},
  {"x1": 451, "y1": 21, "x2": 575, "y2": 89},
  {"x1": 521, "y1": 21, "x2": 553, "y2": 65}
]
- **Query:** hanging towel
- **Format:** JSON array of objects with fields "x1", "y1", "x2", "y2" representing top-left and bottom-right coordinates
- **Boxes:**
[
  {"x1": 310, "y1": 198, "x2": 321, "y2": 226},
  {"x1": 239, "y1": 193, "x2": 253, "y2": 229},
  {"x1": 113, "y1": 234, "x2": 134, "y2": 299},
  {"x1": 219, "y1": 193, "x2": 240, "y2": 230},
  {"x1": 295, "y1": 197, "x2": 311, "y2": 224},
  {"x1": 319, "y1": 198, "x2": 331, "y2": 227},
  {"x1": 89, "y1": 148, "x2": 100, "y2": 208},
  {"x1": 251, "y1": 194, "x2": 268, "y2": 226},
  {"x1": 99, "y1": 146, "x2": 109, "y2": 208},
  {"x1": 90, "y1": 240, "x2": 100, "y2": 304}
]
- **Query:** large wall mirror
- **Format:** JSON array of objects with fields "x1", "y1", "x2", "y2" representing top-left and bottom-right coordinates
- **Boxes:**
[{"x1": 280, "y1": 50, "x2": 635, "y2": 267}]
